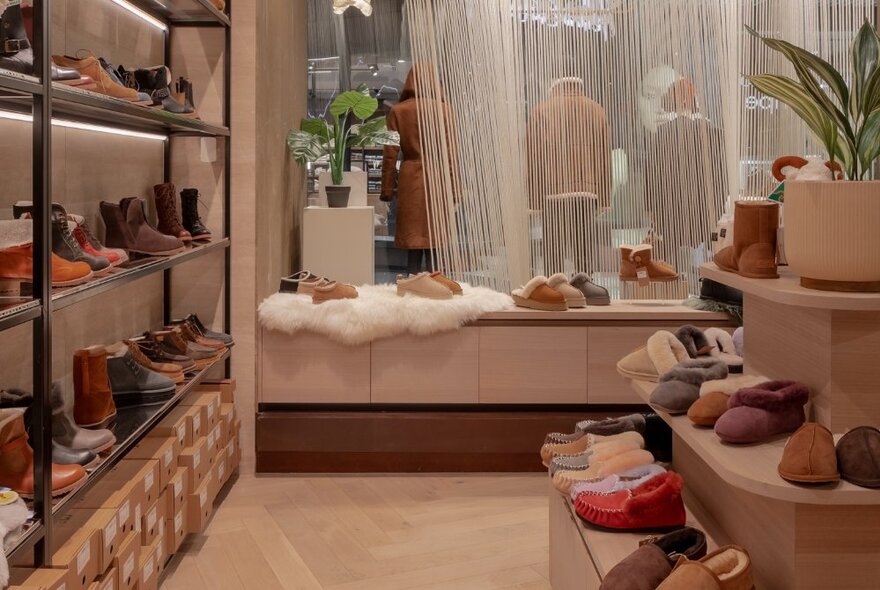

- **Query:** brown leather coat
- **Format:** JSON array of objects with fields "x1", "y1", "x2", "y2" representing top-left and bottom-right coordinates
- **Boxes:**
[
  {"x1": 381, "y1": 65, "x2": 456, "y2": 249},
  {"x1": 526, "y1": 78, "x2": 611, "y2": 210}
]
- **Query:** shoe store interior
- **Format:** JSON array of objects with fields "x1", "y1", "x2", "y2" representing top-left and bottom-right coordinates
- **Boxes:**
[{"x1": 0, "y1": 0, "x2": 878, "y2": 588}]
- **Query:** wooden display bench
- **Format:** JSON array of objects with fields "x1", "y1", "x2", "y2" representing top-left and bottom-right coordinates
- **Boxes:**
[
  {"x1": 551, "y1": 265, "x2": 880, "y2": 590},
  {"x1": 549, "y1": 481, "x2": 728, "y2": 589},
  {"x1": 257, "y1": 302, "x2": 732, "y2": 472}
]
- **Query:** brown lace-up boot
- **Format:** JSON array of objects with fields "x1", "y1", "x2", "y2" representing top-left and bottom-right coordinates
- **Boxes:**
[
  {"x1": 73, "y1": 346, "x2": 117, "y2": 428},
  {"x1": 153, "y1": 183, "x2": 192, "y2": 242}
]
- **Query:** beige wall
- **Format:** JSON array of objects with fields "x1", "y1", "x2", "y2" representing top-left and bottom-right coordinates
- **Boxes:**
[{"x1": 232, "y1": 0, "x2": 308, "y2": 473}]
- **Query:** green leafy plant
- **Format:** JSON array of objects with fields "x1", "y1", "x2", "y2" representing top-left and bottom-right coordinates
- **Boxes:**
[
  {"x1": 287, "y1": 88, "x2": 399, "y2": 186},
  {"x1": 747, "y1": 21, "x2": 880, "y2": 180}
]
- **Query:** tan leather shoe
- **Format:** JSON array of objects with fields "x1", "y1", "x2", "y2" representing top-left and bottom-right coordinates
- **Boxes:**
[
  {"x1": 52, "y1": 54, "x2": 142, "y2": 102},
  {"x1": 687, "y1": 392, "x2": 730, "y2": 426},
  {"x1": 430, "y1": 272, "x2": 462, "y2": 295},
  {"x1": 125, "y1": 340, "x2": 184, "y2": 384},
  {"x1": 512, "y1": 276, "x2": 567, "y2": 311},
  {"x1": 313, "y1": 281, "x2": 358, "y2": 304},
  {"x1": 620, "y1": 244, "x2": 678, "y2": 283},
  {"x1": 778, "y1": 423, "x2": 840, "y2": 484},
  {"x1": 657, "y1": 545, "x2": 754, "y2": 590},
  {"x1": 397, "y1": 273, "x2": 453, "y2": 300},
  {"x1": 73, "y1": 346, "x2": 117, "y2": 428}
]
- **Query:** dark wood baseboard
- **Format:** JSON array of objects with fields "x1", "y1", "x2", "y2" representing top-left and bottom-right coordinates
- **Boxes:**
[{"x1": 256, "y1": 407, "x2": 648, "y2": 473}]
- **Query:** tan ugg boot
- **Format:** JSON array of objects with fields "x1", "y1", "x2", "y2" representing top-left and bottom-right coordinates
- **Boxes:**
[
  {"x1": 620, "y1": 244, "x2": 678, "y2": 283},
  {"x1": 715, "y1": 201, "x2": 779, "y2": 279},
  {"x1": 73, "y1": 346, "x2": 117, "y2": 428}
]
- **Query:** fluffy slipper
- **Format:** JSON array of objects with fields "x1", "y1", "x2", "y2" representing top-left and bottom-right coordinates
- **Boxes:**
[
  {"x1": 543, "y1": 413, "x2": 646, "y2": 445},
  {"x1": 570, "y1": 273, "x2": 610, "y2": 305},
  {"x1": 704, "y1": 328, "x2": 744, "y2": 373},
  {"x1": 617, "y1": 331, "x2": 690, "y2": 382},
  {"x1": 512, "y1": 276, "x2": 568, "y2": 311},
  {"x1": 715, "y1": 381, "x2": 809, "y2": 444},
  {"x1": 569, "y1": 463, "x2": 667, "y2": 499},
  {"x1": 574, "y1": 472, "x2": 686, "y2": 530},
  {"x1": 675, "y1": 325, "x2": 710, "y2": 358},
  {"x1": 541, "y1": 430, "x2": 644, "y2": 467},
  {"x1": 687, "y1": 392, "x2": 732, "y2": 427},
  {"x1": 728, "y1": 380, "x2": 809, "y2": 411},
  {"x1": 547, "y1": 273, "x2": 587, "y2": 308},
  {"x1": 733, "y1": 326, "x2": 744, "y2": 357},
  {"x1": 699, "y1": 374, "x2": 768, "y2": 397},
  {"x1": 548, "y1": 437, "x2": 644, "y2": 476},
  {"x1": 650, "y1": 358, "x2": 728, "y2": 414},
  {"x1": 552, "y1": 449, "x2": 655, "y2": 494}
]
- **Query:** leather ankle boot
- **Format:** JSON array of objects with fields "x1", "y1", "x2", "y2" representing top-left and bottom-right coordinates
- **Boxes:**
[
  {"x1": 173, "y1": 77, "x2": 200, "y2": 119},
  {"x1": 132, "y1": 66, "x2": 196, "y2": 116},
  {"x1": 125, "y1": 339, "x2": 185, "y2": 384},
  {"x1": 51, "y1": 381, "x2": 116, "y2": 454},
  {"x1": 180, "y1": 189, "x2": 212, "y2": 241},
  {"x1": 53, "y1": 217, "x2": 111, "y2": 274},
  {"x1": 0, "y1": 220, "x2": 93, "y2": 292},
  {"x1": 106, "y1": 349, "x2": 176, "y2": 408},
  {"x1": 153, "y1": 183, "x2": 192, "y2": 242},
  {"x1": 620, "y1": 244, "x2": 678, "y2": 283},
  {"x1": 100, "y1": 198, "x2": 185, "y2": 256},
  {"x1": 73, "y1": 346, "x2": 117, "y2": 428},
  {"x1": 715, "y1": 201, "x2": 779, "y2": 279},
  {"x1": 0, "y1": 410, "x2": 86, "y2": 497}
]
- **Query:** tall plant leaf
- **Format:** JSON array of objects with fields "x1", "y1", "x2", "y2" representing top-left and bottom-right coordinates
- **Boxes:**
[
  {"x1": 856, "y1": 108, "x2": 880, "y2": 178},
  {"x1": 350, "y1": 118, "x2": 400, "y2": 147},
  {"x1": 851, "y1": 21, "x2": 880, "y2": 120},
  {"x1": 287, "y1": 130, "x2": 331, "y2": 165},
  {"x1": 329, "y1": 90, "x2": 379, "y2": 120},
  {"x1": 300, "y1": 117, "x2": 331, "y2": 140}
]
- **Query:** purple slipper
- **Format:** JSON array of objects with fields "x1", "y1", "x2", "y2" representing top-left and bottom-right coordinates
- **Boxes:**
[{"x1": 714, "y1": 380, "x2": 809, "y2": 444}]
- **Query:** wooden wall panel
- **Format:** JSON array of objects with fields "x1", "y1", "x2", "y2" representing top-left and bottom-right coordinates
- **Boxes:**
[
  {"x1": 479, "y1": 327, "x2": 588, "y2": 404},
  {"x1": 371, "y1": 329, "x2": 479, "y2": 403}
]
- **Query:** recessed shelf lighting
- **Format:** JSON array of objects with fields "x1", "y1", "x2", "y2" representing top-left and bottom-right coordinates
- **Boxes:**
[
  {"x1": 110, "y1": 0, "x2": 168, "y2": 32},
  {"x1": 0, "y1": 110, "x2": 168, "y2": 141}
]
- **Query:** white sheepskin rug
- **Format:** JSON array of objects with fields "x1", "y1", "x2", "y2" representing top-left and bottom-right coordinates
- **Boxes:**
[{"x1": 258, "y1": 283, "x2": 514, "y2": 346}]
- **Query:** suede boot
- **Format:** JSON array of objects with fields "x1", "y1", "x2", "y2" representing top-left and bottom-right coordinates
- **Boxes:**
[
  {"x1": 100, "y1": 198, "x2": 186, "y2": 256},
  {"x1": 153, "y1": 183, "x2": 192, "y2": 242},
  {"x1": 715, "y1": 201, "x2": 779, "y2": 279},
  {"x1": 620, "y1": 245, "x2": 678, "y2": 283},
  {"x1": 180, "y1": 189, "x2": 212, "y2": 240},
  {"x1": 73, "y1": 346, "x2": 117, "y2": 428},
  {"x1": 51, "y1": 381, "x2": 116, "y2": 454}
]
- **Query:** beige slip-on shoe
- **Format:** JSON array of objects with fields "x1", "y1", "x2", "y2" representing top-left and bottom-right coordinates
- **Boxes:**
[{"x1": 397, "y1": 272, "x2": 453, "y2": 300}]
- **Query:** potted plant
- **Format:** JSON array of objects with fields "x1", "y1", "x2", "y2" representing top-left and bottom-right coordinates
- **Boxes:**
[
  {"x1": 288, "y1": 88, "x2": 398, "y2": 208},
  {"x1": 748, "y1": 22, "x2": 880, "y2": 291}
]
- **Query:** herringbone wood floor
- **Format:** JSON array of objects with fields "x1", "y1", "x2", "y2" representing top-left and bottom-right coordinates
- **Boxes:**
[{"x1": 161, "y1": 473, "x2": 551, "y2": 590}]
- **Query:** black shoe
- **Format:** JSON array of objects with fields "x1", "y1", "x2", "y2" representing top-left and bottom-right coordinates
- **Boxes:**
[
  {"x1": 180, "y1": 188, "x2": 212, "y2": 240},
  {"x1": 130, "y1": 65, "x2": 195, "y2": 116},
  {"x1": 0, "y1": 4, "x2": 82, "y2": 81},
  {"x1": 183, "y1": 313, "x2": 233, "y2": 346}
]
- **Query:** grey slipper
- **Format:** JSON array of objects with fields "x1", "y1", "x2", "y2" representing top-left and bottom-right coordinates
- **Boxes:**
[
  {"x1": 543, "y1": 414, "x2": 646, "y2": 445},
  {"x1": 570, "y1": 273, "x2": 610, "y2": 305},
  {"x1": 674, "y1": 324, "x2": 710, "y2": 358},
  {"x1": 650, "y1": 358, "x2": 728, "y2": 414},
  {"x1": 549, "y1": 449, "x2": 597, "y2": 476}
]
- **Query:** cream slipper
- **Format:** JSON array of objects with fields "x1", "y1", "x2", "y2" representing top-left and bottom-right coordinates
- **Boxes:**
[
  {"x1": 512, "y1": 276, "x2": 567, "y2": 311},
  {"x1": 569, "y1": 463, "x2": 667, "y2": 499},
  {"x1": 703, "y1": 328, "x2": 744, "y2": 373},
  {"x1": 616, "y1": 330, "x2": 690, "y2": 382},
  {"x1": 547, "y1": 273, "x2": 587, "y2": 308},
  {"x1": 544, "y1": 432, "x2": 645, "y2": 471},
  {"x1": 552, "y1": 449, "x2": 656, "y2": 494},
  {"x1": 699, "y1": 374, "x2": 768, "y2": 397},
  {"x1": 397, "y1": 272, "x2": 453, "y2": 300}
]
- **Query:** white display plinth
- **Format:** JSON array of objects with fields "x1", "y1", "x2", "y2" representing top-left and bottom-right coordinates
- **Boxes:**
[{"x1": 302, "y1": 206, "x2": 375, "y2": 286}]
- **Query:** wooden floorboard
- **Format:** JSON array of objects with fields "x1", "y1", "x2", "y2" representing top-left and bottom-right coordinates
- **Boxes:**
[{"x1": 161, "y1": 473, "x2": 551, "y2": 589}]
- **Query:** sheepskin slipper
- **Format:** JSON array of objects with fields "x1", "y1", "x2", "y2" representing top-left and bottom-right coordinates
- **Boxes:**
[
  {"x1": 714, "y1": 381, "x2": 809, "y2": 444},
  {"x1": 687, "y1": 392, "x2": 732, "y2": 427},
  {"x1": 552, "y1": 449, "x2": 655, "y2": 494},
  {"x1": 541, "y1": 430, "x2": 644, "y2": 467},
  {"x1": 547, "y1": 273, "x2": 587, "y2": 308},
  {"x1": 600, "y1": 526, "x2": 708, "y2": 590},
  {"x1": 732, "y1": 327, "x2": 743, "y2": 357},
  {"x1": 836, "y1": 426, "x2": 880, "y2": 488},
  {"x1": 511, "y1": 276, "x2": 567, "y2": 311},
  {"x1": 656, "y1": 545, "x2": 753, "y2": 590},
  {"x1": 698, "y1": 374, "x2": 768, "y2": 398},
  {"x1": 570, "y1": 273, "x2": 611, "y2": 305},
  {"x1": 573, "y1": 472, "x2": 686, "y2": 531},
  {"x1": 778, "y1": 423, "x2": 839, "y2": 484},
  {"x1": 703, "y1": 328, "x2": 743, "y2": 373},
  {"x1": 569, "y1": 463, "x2": 667, "y2": 499},
  {"x1": 542, "y1": 413, "x2": 646, "y2": 445},
  {"x1": 617, "y1": 331, "x2": 690, "y2": 382},
  {"x1": 548, "y1": 437, "x2": 645, "y2": 476},
  {"x1": 674, "y1": 325, "x2": 710, "y2": 358},
  {"x1": 650, "y1": 358, "x2": 728, "y2": 415}
]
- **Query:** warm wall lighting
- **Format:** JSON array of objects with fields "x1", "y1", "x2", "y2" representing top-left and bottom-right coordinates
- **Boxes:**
[
  {"x1": 0, "y1": 110, "x2": 169, "y2": 141},
  {"x1": 110, "y1": 0, "x2": 169, "y2": 31}
]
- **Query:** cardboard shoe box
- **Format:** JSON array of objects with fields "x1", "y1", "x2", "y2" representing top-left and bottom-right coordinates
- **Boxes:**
[
  {"x1": 140, "y1": 500, "x2": 161, "y2": 546},
  {"x1": 112, "y1": 533, "x2": 141, "y2": 590},
  {"x1": 166, "y1": 466, "x2": 189, "y2": 516},
  {"x1": 70, "y1": 481, "x2": 136, "y2": 536},
  {"x1": 219, "y1": 403, "x2": 234, "y2": 446},
  {"x1": 51, "y1": 525, "x2": 100, "y2": 590},
  {"x1": 105, "y1": 460, "x2": 161, "y2": 508},
  {"x1": 60, "y1": 509, "x2": 120, "y2": 574},
  {"x1": 178, "y1": 436, "x2": 208, "y2": 491},
  {"x1": 147, "y1": 406, "x2": 189, "y2": 454},
  {"x1": 186, "y1": 472, "x2": 214, "y2": 534},
  {"x1": 10, "y1": 567, "x2": 71, "y2": 590},
  {"x1": 87, "y1": 567, "x2": 117, "y2": 590},
  {"x1": 127, "y1": 437, "x2": 178, "y2": 490},
  {"x1": 196, "y1": 379, "x2": 235, "y2": 404},
  {"x1": 179, "y1": 392, "x2": 220, "y2": 430},
  {"x1": 167, "y1": 498, "x2": 187, "y2": 554},
  {"x1": 137, "y1": 547, "x2": 158, "y2": 590}
]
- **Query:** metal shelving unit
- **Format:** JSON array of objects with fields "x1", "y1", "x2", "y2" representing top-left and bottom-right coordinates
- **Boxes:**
[{"x1": 1, "y1": 0, "x2": 233, "y2": 567}]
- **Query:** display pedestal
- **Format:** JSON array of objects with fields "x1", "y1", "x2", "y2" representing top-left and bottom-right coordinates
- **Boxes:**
[{"x1": 302, "y1": 206, "x2": 375, "y2": 286}]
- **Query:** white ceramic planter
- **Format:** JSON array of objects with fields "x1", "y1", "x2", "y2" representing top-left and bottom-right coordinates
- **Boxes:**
[{"x1": 784, "y1": 180, "x2": 880, "y2": 291}]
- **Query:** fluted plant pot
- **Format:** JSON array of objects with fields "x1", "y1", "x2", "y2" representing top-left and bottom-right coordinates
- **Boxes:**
[
  {"x1": 784, "y1": 180, "x2": 880, "y2": 292},
  {"x1": 325, "y1": 185, "x2": 351, "y2": 208}
]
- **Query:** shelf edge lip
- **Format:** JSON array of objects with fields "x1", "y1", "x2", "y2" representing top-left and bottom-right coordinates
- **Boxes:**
[
  {"x1": 5, "y1": 520, "x2": 45, "y2": 561},
  {"x1": 0, "y1": 301, "x2": 42, "y2": 333},
  {"x1": 52, "y1": 239, "x2": 230, "y2": 311},
  {"x1": 629, "y1": 379, "x2": 880, "y2": 505},
  {"x1": 51, "y1": 349, "x2": 231, "y2": 519},
  {"x1": 123, "y1": 0, "x2": 230, "y2": 27},
  {"x1": 0, "y1": 70, "x2": 44, "y2": 95}
]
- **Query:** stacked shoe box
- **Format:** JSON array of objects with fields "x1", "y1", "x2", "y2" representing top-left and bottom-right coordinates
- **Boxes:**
[{"x1": 8, "y1": 380, "x2": 240, "y2": 590}]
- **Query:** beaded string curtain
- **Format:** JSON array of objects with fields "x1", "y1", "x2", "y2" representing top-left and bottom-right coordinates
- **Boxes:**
[{"x1": 403, "y1": 0, "x2": 875, "y2": 296}]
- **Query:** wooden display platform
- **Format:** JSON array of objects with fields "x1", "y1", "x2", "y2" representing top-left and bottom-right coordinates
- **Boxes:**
[{"x1": 549, "y1": 480, "x2": 727, "y2": 589}]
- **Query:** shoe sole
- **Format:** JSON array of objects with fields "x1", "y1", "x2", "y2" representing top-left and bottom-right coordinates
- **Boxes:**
[
  {"x1": 566, "y1": 297, "x2": 588, "y2": 308},
  {"x1": 778, "y1": 468, "x2": 840, "y2": 484},
  {"x1": 92, "y1": 436, "x2": 117, "y2": 454},
  {"x1": 77, "y1": 410, "x2": 117, "y2": 429},
  {"x1": 512, "y1": 294, "x2": 567, "y2": 311},
  {"x1": 52, "y1": 271, "x2": 95, "y2": 287},
  {"x1": 19, "y1": 474, "x2": 88, "y2": 499},
  {"x1": 620, "y1": 277, "x2": 679, "y2": 283}
]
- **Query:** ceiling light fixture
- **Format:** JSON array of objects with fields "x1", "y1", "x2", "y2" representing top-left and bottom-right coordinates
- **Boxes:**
[
  {"x1": 110, "y1": 0, "x2": 168, "y2": 31},
  {"x1": 0, "y1": 110, "x2": 168, "y2": 141},
  {"x1": 332, "y1": 0, "x2": 372, "y2": 17}
]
